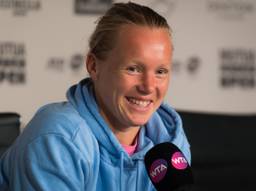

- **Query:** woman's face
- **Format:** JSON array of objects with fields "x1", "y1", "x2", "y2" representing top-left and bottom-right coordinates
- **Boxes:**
[{"x1": 92, "y1": 25, "x2": 173, "y2": 131}]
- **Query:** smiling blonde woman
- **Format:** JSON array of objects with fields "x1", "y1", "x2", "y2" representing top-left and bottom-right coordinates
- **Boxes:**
[{"x1": 0, "y1": 2, "x2": 191, "y2": 191}]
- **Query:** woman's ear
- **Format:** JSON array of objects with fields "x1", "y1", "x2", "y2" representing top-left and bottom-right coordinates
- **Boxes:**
[{"x1": 86, "y1": 53, "x2": 98, "y2": 81}]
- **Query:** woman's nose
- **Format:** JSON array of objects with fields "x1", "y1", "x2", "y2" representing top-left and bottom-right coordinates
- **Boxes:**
[{"x1": 137, "y1": 73, "x2": 156, "y2": 94}]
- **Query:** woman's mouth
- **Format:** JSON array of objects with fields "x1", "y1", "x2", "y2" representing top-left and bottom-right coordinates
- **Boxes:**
[{"x1": 126, "y1": 97, "x2": 152, "y2": 108}]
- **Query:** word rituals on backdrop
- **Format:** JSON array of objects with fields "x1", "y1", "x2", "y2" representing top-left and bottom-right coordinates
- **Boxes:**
[
  {"x1": 207, "y1": 0, "x2": 255, "y2": 20},
  {"x1": 74, "y1": 0, "x2": 112, "y2": 14},
  {"x1": 0, "y1": 0, "x2": 41, "y2": 16}
]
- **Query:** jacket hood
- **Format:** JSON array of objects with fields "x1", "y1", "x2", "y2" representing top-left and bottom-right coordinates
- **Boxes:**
[{"x1": 66, "y1": 78, "x2": 190, "y2": 162}]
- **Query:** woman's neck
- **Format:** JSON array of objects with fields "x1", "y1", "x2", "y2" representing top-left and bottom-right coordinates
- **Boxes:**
[
  {"x1": 111, "y1": 127, "x2": 140, "y2": 146},
  {"x1": 98, "y1": 105, "x2": 140, "y2": 146}
]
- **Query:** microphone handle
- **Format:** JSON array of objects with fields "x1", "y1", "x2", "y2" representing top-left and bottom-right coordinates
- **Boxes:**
[{"x1": 172, "y1": 184, "x2": 193, "y2": 191}]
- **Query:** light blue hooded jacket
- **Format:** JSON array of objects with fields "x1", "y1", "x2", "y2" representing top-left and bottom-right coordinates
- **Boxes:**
[{"x1": 0, "y1": 78, "x2": 191, "y2": 191}]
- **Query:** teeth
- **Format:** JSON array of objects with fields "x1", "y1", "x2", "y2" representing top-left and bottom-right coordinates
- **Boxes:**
[{"x1": 128, "y1": 98, "x2": 151, "y2": 107}]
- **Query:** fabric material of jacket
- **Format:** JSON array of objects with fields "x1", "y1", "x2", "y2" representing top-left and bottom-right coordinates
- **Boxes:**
[{"x1": 0, "y1": 78, "x2": 191, "y2": 191}]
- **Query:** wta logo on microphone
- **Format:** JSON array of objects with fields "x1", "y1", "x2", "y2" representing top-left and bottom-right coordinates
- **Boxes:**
[
  {"x1": 171, "y1": 152, "x2": 188, "y2": 170},
  {"x1": 149, "y1": 159, "x2": 168, "y2": 183},
  {"x1": 149, "y1": 152, "x2": 188, "y2": 183}
]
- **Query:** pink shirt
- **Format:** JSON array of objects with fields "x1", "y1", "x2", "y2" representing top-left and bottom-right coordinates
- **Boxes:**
[{"x1": 121, "y1": 140, "x2": 137, "y2": 156}]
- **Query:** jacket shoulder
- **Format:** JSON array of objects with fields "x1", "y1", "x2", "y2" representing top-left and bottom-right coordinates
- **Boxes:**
[{"x1": 17, "y1": 102, "x2": 97, "y2": 151}]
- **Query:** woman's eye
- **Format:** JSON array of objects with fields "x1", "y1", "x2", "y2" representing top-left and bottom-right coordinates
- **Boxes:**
[
  {"x1": 126, "y1": 66, "x2": 141, "y2": 74},
  {"x1": 156, "y1": 68, "x2": 169, "y2": 76}
]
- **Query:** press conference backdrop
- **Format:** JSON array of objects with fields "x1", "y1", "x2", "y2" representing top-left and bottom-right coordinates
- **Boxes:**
[{"x1": 0, "y1": 0, "x2": 256, "y2": 127}]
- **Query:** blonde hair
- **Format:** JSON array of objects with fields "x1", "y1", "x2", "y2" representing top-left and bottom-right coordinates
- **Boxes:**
[{"x1": 89, "y1": 2, "x2": 171, "y2": 60}]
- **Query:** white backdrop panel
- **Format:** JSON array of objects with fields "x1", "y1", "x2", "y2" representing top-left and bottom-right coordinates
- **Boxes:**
[{"x1": 0, "y1": 0, "x2": 255, "y2": 128}]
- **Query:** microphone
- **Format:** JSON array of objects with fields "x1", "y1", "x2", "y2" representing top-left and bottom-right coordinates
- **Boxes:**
[{"x1": 144, "y1": 142, "x2": 194, "y2": 191}]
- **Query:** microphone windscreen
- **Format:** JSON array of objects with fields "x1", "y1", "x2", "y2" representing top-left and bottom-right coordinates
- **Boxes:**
[{"x1": 144, "y1": 142, "x2": 193, "y2": 191}]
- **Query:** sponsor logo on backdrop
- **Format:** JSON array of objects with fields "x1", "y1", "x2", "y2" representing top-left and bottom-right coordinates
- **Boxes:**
[
  {"x1": 47, "y1": 53, "x2": 84, "y2": 73},
  {"x1": 47, "y1": 57, "x2": 65, "y2": 71},
  {"x1": 147, "y1": 0, "x2": 178, "y2": 17},
  {"x1": 220, "y1": 49, "x2": 255, "y2": 88},
  {"x1": 74, "y1": 0, "x2": 112, "y2": 14},
  {"x1": 187, "y1": 56, "x2": 201, "y2": 75},
  {"x1": 0, "y1": 42, "x2": 26, "y2": 84},
  {"x1": 172, "y1": 56, "x2": 202, "y2": 76},
  {"x1": 207, "y1": 0, "x2": 254, "y2": 20},
  {"x1": 70, "y1": 54, "x2": 84, "y2": 72},
  {"x1": 0, "y1": 0, "x2": 41, "y2": 16}
]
